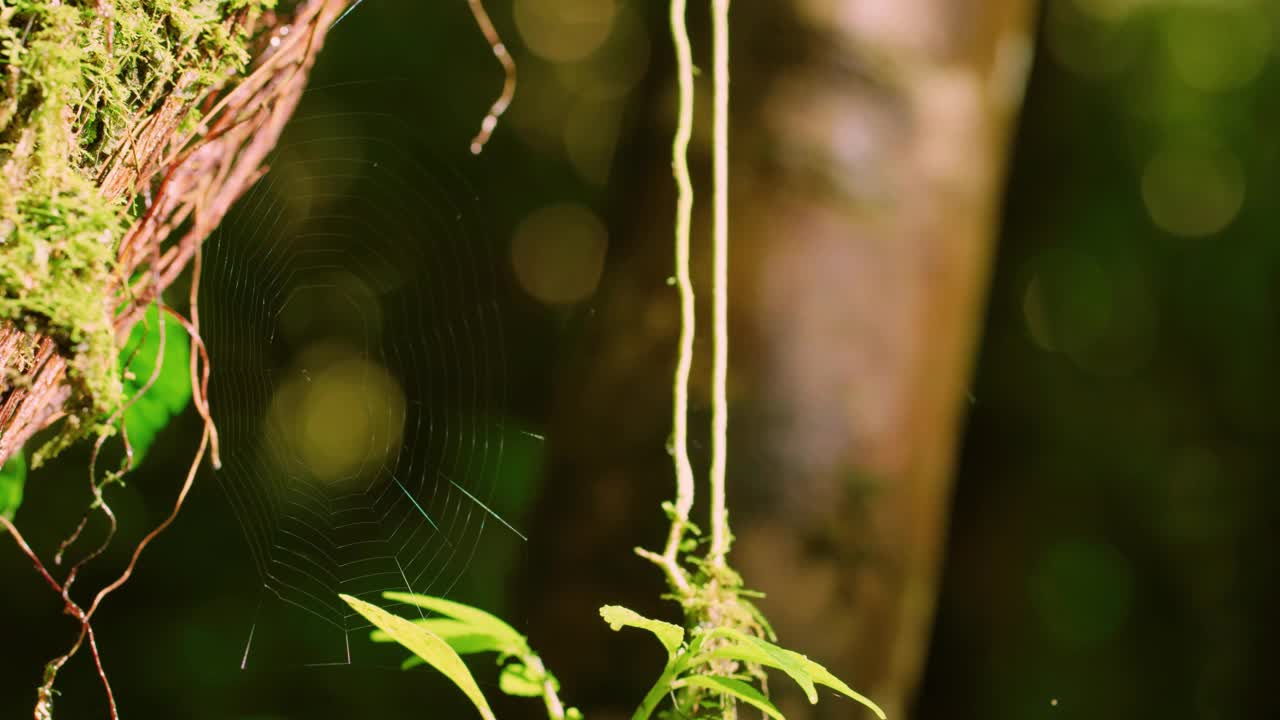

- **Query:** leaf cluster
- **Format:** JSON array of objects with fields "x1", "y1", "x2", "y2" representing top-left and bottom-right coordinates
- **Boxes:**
[
  {"x1": 341, "y1": 593, "x2": 885, "y2": 720},
  {"x1": 343, "y1": 592, "x2": 582, "y2": 720}
]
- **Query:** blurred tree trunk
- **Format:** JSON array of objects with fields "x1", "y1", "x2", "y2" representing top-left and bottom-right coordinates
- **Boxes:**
[{"x1": 523, "y1": 2, "x2": 1035, "y2": 718}]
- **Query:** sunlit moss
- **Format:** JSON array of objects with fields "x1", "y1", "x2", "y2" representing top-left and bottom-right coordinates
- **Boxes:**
[{"x1": 0, "y1": 1, "x2": 276, "y2": 460}]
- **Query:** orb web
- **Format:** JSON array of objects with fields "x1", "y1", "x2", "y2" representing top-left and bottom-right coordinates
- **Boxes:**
[{"x1": 202, "y1": 98, "x2": 517, "y2": 668}]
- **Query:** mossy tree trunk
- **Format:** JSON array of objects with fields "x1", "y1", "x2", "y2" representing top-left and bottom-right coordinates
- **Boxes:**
[
  {"x1": 0, "y1": 0, "x2": 349, "y2": 468},
  {"x1": 522, "y1": 2, "x2": 1035, "y2": 717}
]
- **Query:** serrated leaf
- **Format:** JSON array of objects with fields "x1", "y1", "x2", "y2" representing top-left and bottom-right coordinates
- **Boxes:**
[
  {"x1": 705, "y1": 630, "x2": 886, "y2": 719},
  {"x1": 118, "y1": 305, "x2": 191, "y2": 466},
  {"x1": 373, "y1": 618, "x2": 510, "y2": 656},
  {"x1": 342, "y1": 594, "x2": 495, "y2": 720},
  {"x1": 383, "y1": 591, "x2": 527, "y2": 654},
  {"x1": 498, "y1": 663, "x2": 544, "y2": 697},
  {"x1": 0, "y1": 451, "x2": 26, "y2": 521},
  {"x1": 681, "y1": 675, "x2": 785, "y2": 720},
  {"x1": 599, "y1": 605, "x2": 685, "y2": 658}
]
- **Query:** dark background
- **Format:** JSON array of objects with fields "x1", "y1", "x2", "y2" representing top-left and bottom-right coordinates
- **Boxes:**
[{"x1": 4, "y1": 1, "x2": 1277, "y2": 719}]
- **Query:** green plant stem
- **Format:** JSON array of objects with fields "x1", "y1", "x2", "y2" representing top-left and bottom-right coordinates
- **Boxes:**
[
  {"x1": 707, "y1": 0, "x2": 732, "y2": 570},
  {"x1": 527, "y1": 653, "x2": 567, "y2": 720},
  {"x1": 632, "y1": 659, "x2": 685, "y2": 720}
]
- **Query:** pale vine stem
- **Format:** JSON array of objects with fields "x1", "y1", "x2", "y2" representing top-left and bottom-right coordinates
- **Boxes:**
[
  {"x1": 707, "y1": 0, "x2": 732, "y2": 570},
  {"x1": 637, "y1": 0, "x2": 696, "y2": 597}
]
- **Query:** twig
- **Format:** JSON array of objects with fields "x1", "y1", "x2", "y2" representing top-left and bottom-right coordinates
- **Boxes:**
[
  {"x1": 85, "y1": 425, "x2": 210, "y2": 620},
  {"x1": 707, "y1": 0, "x2": 732, "y2": 570},
  {"x1": 1, "y1": 515, "x2": 117, "y2": 720},
  {"x1": 466, "y1": 0, "x2": 516, "y2": 154}
]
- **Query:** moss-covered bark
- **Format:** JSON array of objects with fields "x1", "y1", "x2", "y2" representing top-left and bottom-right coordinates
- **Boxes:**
[{"x1": 0, "y1": 1, "x2": 279, "y2": 459}]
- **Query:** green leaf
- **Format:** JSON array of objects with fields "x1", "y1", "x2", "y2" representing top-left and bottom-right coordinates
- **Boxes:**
[
  {"x1": 341, "y1": 594, "x2": 496, "y2": 720},
  {"x1": 599, "y1": 605, "x2": 685, "y2": 659},
  {"x1": 799, "y1": 652, "x2": 885, "y2": 718},
  {"x1": 0, "y1": 451, "x2": 26, "y2": 521},
  {"x1": 498, "y1": 663, "x2": 544, "y2": 697},
  {"x1": 705, "y1": 630, "x2": 886, "y2": 719},
  {"x1": 680, "y1": 675, "x2": 785, "y2": 720},
  {"x1": 373, "y1": 618, "x2": 510, "y2": 656},
  {"x1": 383, "y1": 591, "x2": 527, "y2": 654},
  {"x1": 118, "y1": 305, "x2": 191, "y2": 466},
  {"x1": 706, "y1": 630, "x2": 817, "y2": 702}
]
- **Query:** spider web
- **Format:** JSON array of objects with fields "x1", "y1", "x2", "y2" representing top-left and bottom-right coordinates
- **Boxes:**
[{"x1": 201, "y1": 94, "x2": 520, "y2": 669}]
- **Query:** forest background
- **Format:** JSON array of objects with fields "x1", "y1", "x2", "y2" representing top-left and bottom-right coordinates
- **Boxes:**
[{"x1": 3, "y1": 1, "x2": 1276, "y2": 719}]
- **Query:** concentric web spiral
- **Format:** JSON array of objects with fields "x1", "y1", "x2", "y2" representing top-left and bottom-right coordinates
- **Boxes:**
[{"x1": 201, "y1": 95, "x2": 519, "y2": 668}]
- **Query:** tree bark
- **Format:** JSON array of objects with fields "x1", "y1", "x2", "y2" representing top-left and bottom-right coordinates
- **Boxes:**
[{"x1": 524, "y1": 2, "x2": 1035, "y2": 717}]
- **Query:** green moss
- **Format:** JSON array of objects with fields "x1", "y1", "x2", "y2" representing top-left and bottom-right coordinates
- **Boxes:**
[{"x1": 0, "y1": 1, "x2": 276, "y2": 462}]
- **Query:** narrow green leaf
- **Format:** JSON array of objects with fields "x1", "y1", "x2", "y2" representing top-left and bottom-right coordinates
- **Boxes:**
[
  {"x1": 372, "y1": 618, "x2": 509, "y2": 656},
  {"x1": 341, "y1": 594, "x2": 495, "y2": 720},
  {"x1": 599, "y1": 605, "x2": 685, "y2": 658},
  {"x1": 498, "y1": 663, "x2": 544, "y2": 697},
  {"x1": 383, "y1": 591, "x2": 527, "y2": 654},
  {"x1": 781, "y1": 647, "x2": 886, "y2": 719},
  {"x1": 703, "y1": 630, "x2": 886, "y2": 719},
  {"x1": 680, "y1": 675, "x2": 785, "y2": 720},
  {"x1": 706, "y1": 631, "x2": 817, "y2": 703},
  {"x1": 0, "y1": 451, "x2": 26, "y2": 520},
  {"x1": 118, "y1": 305, "x2": 192, "y2": 466}
]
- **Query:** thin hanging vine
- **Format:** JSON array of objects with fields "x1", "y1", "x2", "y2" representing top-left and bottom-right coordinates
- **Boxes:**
[{"x1": 348, "y1": 3, "x2": 886, "y2": 720}]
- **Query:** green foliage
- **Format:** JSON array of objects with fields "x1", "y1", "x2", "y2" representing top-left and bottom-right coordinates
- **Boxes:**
[
  {"x1": 351, "y1": 591, "x2": 881, "y2": 720},
  {"x1": 0, "y1": 450, "x2": 25, "y2": 520},
  {"x1": 678, "y1": 676, "x2": 783, "y2": 720},
  {"x1": 387, "y1": 619, "x2": 510, "y2": 667},
  {"x1": 359, "y1": 591, "x2": 579, "y2": 720},
  {"x1": 342, "y1": 593, "x2": 497, "y2": 720},
  {"x1": 704, "y1": 628, "x2": 884, "y2": 716},
  {"x1": 500, "y1": 663, "x2": 550, "y2": 698},
  {"x1": 383, "y1": 591, "x2": 528, "y2": 654},
  {"x1": 599, "y1": 605, "x2": 685, "y2": 657},
  {"x1": 116, "y1": 304, "x2": 192, "y2": 466},
  {"x1": 602, "y1": 605, "x2": 887, "y2": 720}
]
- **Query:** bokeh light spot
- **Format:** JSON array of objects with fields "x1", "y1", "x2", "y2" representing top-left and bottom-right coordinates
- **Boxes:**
[
  {"x1": 514, "y1": 0, "x2": 618, "y2": 63},
  {"x1": 553, "y1": 5, "x2": 650, "y2": 100},
  {"x1": 1069, "y1": 255, "x2": 1158, "y2": 376},
  {"x1": 1142, "y1": 138, "x2": 1245, "y2": 237},
  {"x1": 1164, "y1": 4, "x2": 1270, "y2": 93},
  {"x1": 1047, "y1": 0, "x2": 1139, "y2": 78},
  {"x1": 1031, "y1": 538, "x2": 1135, "y2": 650},
  {"x1": 512, "y1": 203, "x2": 608, "y2": 305},
  {"x1": 1158, "y1": 446, "x2": 1245, "y2": 543},
  {"x1": 564, "y1": 99, "x2": 621, "y2": 184},
  {"x1": 1071, "y1": 0, "x2": 1146, "y2": 23},
  {"x1": 277, "y1": 271, "x2": 383, "y2": 347},
  {"x1": 1021, "y1": 249, "x2": 1122, "y2": 361},
  {"x1": 268, "y1": 344, "x2": 406, "y2": 489}
]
